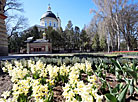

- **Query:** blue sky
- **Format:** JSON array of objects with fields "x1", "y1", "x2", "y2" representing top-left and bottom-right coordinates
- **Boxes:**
[{"x1": 20, "y1": 0, "x2": 95, "y2": 30}]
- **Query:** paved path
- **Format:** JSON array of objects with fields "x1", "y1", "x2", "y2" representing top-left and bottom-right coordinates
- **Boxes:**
[
  {"x1": 0, "y1": 53, "x2": 138, "y2": 61},
  {"x1": 0, "y1": 53, "x2": 74, "y2": 61},
  {"x1": 123, "y1": 55, "x2": 138, "y2": 59},
  {"x1": 0, "y1": 54, "x2": 50, "y2": 61}
]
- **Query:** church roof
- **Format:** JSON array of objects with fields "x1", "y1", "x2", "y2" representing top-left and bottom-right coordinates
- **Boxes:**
[
  {"x1": 41, "y1": 11, "x2": 57, "y2": 20},
  {"x1": 25, "y1": 38, "x2": 49, "y2": 43},
  {"x1": 33, "y1": 39, "x2": 49, "y2": 43}
]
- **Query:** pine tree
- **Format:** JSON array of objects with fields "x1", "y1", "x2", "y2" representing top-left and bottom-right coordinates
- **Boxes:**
[
  {"x1": 92, "y1": 33, "x2": 100, "y2": 51},
  {"x1": 100, "y1": 36, "x2": 107, "y2": 51},
  {"x1": 32, "y1": 26, "x2": 40, "y2": 40},
  {"x1": 80, "y1": 30, "x2": 90, "y2": 51}
]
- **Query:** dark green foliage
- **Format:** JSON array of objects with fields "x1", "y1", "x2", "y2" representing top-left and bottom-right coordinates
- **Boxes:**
[
  {"x1": 8, "y1": 20, "x2": 93, "y2": 53},
  {"x1": 8, "y1": 32, "x2": 22, "y2": 53},
  {"x1": 17, "y1": 94, "x2": 28, "y2": 102},
  {"x1": 8, "y1": 26, "x2": 43, "y2": 53},
  {"x1": 45, "y1": 27, "x2": 65, "y2": 50},
  {"x1": 32, "y1": 26, "x2": 41, "y2": 40},
  {"x1": 92, "y1": 33, "x2": 100, "y2": 51},
  {"x1": 118, "y1": 85, "x2": 129, "y2": 102},
  {"x1": 105, "y1": 93, "x2": 117, "y2": 102},
  {"x1": 80, "y1": 30, "x2": 90, "y2": 51},
  {"x1": 100, "y1": 35, "x2": 107, "y2": 51}
]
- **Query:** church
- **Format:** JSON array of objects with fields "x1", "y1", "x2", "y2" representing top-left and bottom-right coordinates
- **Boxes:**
[
  {"x1": 30, "y1": 4, "x2": 61, "y2": 31},
  {"x1": 26, "y1": 4, "x2": 61, "y2": 54}
]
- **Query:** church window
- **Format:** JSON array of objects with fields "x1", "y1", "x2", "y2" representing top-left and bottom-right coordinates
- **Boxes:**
[
  {"x1": 45, "y1": 21, "x2": 47, "y2": 27},
  {"x1": 39, "y1": 48, "x2": 42, "y2": 51},
  {"x1": 34, "y1": 48, "x2": 36, "y2": 52},
  {"x1": 49, "y1": 21, "x2": 52, "y2": 26},
  {"x1": 54, "y1": 22, "x2": 56, "y2": 27}
]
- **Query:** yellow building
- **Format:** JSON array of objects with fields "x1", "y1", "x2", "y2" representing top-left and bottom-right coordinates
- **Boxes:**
[
  {"x1": 32, "y1": 4, "x2": 61, "y2": 31},
  {"x1": 40, "y1": 4, "x2": 61, "y2": 30},
  {"x1": 0, "y1": 0, "x2": 8, "y2": 56}
]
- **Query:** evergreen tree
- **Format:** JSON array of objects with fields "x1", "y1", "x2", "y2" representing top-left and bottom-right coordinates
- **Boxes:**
[
  {"x1": 57, "y1": 27, "x2": 65, "y2": 49},
  {"x1": 92, "y1": 33, "x2": 100, "y2": 51},
  {"x1": 80, "y1": 30, "x2": 90, "y2": 51},
  {"x1": 45, "y1": 26, "x2": 53, "y2": 42},
  {"x1": 45, "y1": 27, "x2": 63, "y2": 51},
  {"x1": 64, "y1": 20, "x2": 74, "y2": 51},
  {"x1": 100, "y1": 35, "x2": 107, "y2": 51},
  {"x1": 8, "y1": 32, "x2": 21, "y2": 53},
  {"x1": 32, "y1": 26, "x2": 40, "y2": 40},
  {"x1": 73, "y1": 26, "x2": 80, "y2": 50}
]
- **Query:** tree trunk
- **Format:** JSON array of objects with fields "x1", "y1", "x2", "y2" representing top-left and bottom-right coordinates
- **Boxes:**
[
  {"x1": 107, "y1": 32, "x2": 110, "y2": 53},
  {"x1": 127, "y1": 45, "x2": 130, "y2": 51},
  {"x1": 116, "y1": 21, "x2": 120, "y2": 51},
  {"x1": 117, "y1": 32, "x2": 120, "y2": 51}
]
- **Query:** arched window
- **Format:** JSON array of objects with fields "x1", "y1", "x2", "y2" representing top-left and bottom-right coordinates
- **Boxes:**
[
  {"x1": 45, "y1": 21, "x2": 47, "y2": 27},
  {"x1": 54, "y1": 22, "x2": 56, "y2": 27},
  {"x1": 49, "y1": 21, "x2": 52, "y2": 26}
]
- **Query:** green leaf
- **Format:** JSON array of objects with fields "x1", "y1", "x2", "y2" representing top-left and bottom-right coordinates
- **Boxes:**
[
  {"x1": 112, "y1": 88, "x2": 118, "y2": 94},
  {"x1": 129, "y1": 79, "x2": 134, "y2": 96},
  {"x1": 125, "y1": 68, "x2": 137, "y2": 81},
  {"x1": 118, "y1": 85, "x2": 129, "y2": 102},
  {"x1": 119, "y1": 83, "x2": 124, "y2": 90},
  {"x1": 107, "y1": 83, "x2": 112, "y2": 93},
  {"x1": 111, "y1": 60, "x2": 122, "y2": 70},
  {"x1": 132, "y1": 61, "x2": 136, "y2": 71},
  {"x1": 129, "y1": 84, "x2": 134, "y2": 96},
  {"x1": 135, "y1": 87, "x2": 138, "y2": 93},
  {"x1": 105, "y1": 93, "x2": 117, "y2": 102}
]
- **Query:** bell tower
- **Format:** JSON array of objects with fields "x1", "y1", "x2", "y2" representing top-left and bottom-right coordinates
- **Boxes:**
[{"x1": 0, "y1": 0, "x2": 8, "y2": 56}]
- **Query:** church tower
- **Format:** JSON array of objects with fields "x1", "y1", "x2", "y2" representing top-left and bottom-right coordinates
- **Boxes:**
[
  {"x1": 0, "y1": 0, "x2": 8, "y2": 56},
  {"x1": 57, "y1": 13, "x2": 61, "y2": 28},
  {"x1": 40, "y1": 4, "x2": 61, "y2": 30}
]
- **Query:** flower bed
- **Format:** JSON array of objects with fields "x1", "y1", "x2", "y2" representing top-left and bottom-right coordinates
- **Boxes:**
[
  {"x1": 112, "y1": 51, "x2": 138, "y2": 56},
  {"x1": 0, "y1": 60, "x2": 103, "y2": 102},
  {"x1": 0, "y1": 57, "x2": 138, "y2": 102}
]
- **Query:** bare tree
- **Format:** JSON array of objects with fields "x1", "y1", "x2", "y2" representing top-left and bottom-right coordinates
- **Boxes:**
[
  {"x1": 4, "y1": 0, "x2": 23, "y2": 14},
  {"x1": 90, "y1": 0, "x2": 138, "y2": 51},
  {"x1": 119, "y1": 4, "x2": 138, "y2": 50},
  {"x1": 7, "y1": 15, "x2": 28, "y2": 39},
  {"x1": 3, "y1": 0, "x2": 28, "y2": 38},
  {"x1": 92, "y1": 0, "x2": 129, "y2": 51}
]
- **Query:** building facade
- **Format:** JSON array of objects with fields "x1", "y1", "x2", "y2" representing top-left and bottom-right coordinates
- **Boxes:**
[
  {"x1": 26, "y1": 33, "x2": 52, "y2": 54},
  {"x1": 40, "y1": 4, "x2": 61, "y2": 30},
  {"x1": 27, "y1": 42, "x2": 52, "y2": 54},
  {"x1": 0, "y1": 0, "x2": 8, "y2": 56},
  {"x1": 29, "y1": 4, "x2": 61, "y2": 32}
]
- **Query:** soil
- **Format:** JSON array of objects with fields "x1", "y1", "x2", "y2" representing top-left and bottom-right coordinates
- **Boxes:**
[
  {"x1": 105, "y1": 73, "x2": 138, "y2": 102},
  {"x1": 0, "y1": 74, "x2": 12, "y2": 98},
  {"x1": 0, "y1": 72, "x2": 138, "y2": 102},
  {"x1": 53, "y1": 81, "x2": 65, "y2": 102}
]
